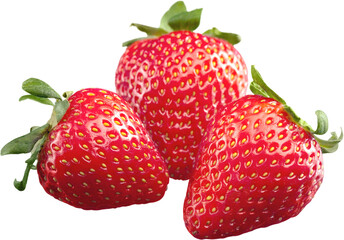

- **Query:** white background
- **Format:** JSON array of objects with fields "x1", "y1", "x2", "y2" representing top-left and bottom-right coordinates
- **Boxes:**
[{"x1": 0, "y1": 0, "x2": 343, "y2": 239}]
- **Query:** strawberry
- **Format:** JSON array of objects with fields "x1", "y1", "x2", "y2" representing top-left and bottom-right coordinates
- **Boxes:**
[
  {"x1": 115, "y1": 1, "x2": 248, "y2": 180},
  {"x1": 1, "y1": 78, "x2": 169, "y2": 210},
  {"x1": 183, "y1": 66, "x2": 342, "y2": 238}
]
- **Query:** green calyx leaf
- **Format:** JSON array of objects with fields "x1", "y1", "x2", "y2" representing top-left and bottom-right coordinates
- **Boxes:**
[
  {"x1": 167, "y1": 8, "x2": 202, "y2": 32},
  {"x1": 1, "y1": 78, "x2": 72, "y2": 191},
  {"x1": 13, "y1": 135, "x2": 47, "y2": 191},
  {"x1": 313, "y1": 110, "x2": 328, "y2": 135},
  {"x1": 203, "y1": 27, "x2": 241, "y2": 45},
  {"x1": 124, "y1": 1, "x2": 241, "y2": 47},
  {"x1": 314, "y1": 129, "x2": 343, "y2": 153},
  {"x1": 130, "y1": 23, "x2": 168, "y2": 38},
  {"x1": 1, "y1": 123, "x2": 50, "y2": 155},
  {"x1": 22, "y1": 78, "x2": 62, "y2": 100},
  {"x1": 160, "y1": 1, "x2": 187, "y2": 32},
  {"x1": 127, "y1": 1, "x2": 201, "y2": 44},
  {"x1": 250, "y1": 65, "x2": 342, "y2": 154},
  {"x1": 122, "y1": 37, "x2": 147, "y2": 47},
  {"x1": 19, "y1": 94, "x2": 54, "y2": 106},
  {"x1": 52, "y1": 99, "x2": 70, "y2": 124}
]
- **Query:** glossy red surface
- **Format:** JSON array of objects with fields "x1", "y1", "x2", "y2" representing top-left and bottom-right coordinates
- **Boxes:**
[{"x1": 116, "y1": 30, "x2": 248, "y2": 179}]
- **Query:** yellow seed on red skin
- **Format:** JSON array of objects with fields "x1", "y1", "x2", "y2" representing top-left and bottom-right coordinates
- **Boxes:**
[{"x1": 99, "y1": 151, "x2": 105, "y2": 156}]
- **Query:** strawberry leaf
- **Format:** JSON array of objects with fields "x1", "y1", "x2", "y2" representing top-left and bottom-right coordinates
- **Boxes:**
[
  {"x1": 1, "y1": 123, "x2": 50, "y2": 155},
  {"x1": 14, "y1": 135, "x2": 47, "y2": 191},
  {"x1": 130, "y1": 23, "x2": 167, "y2": 37},
  {"x1": 204, "y1": 27, "x2": 241, "y2": 45},
  {"x1": 22, "y1": 78, "x2": 62, "y2": 100},
  {"x1": 168, "y1": 8, "x2": 202, "y2": 31},
  {"x1": 313, "y1": 110, "x2": 328, "y2": 135},
  {"x1": 250, "y1": 65, "x2": 342, "y2": 153},
  {"x1": 250, "y1": 66, "x2": 286, "y2": 105},
  {"x1": 19, "y1": 94, "x2": 54, "y2": 106},
  {"x1": 2, "y1": 78, "x2": 72, "y2": 191},
  {"x1": 123, "y1": 37, "x2": 146, "y2": 47},
  {"x1": 54, "y1": 99, "x2": 70, "y2": 123},
  {"x1": 160, "y1": 1, "x2": 187, "y2": 32},
  {"x1": 123, "y1": 1, "x2": 241, "y2": 47},
  {"x1": 314, "y1": 129, "x2": 343, "y2": 153}
]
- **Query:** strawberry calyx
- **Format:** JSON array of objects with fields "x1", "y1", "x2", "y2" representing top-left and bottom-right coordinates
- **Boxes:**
[
  {"x1": 123, "y1": 1, "x2": 241, "y2": 47},
  {"x1": 250, "y1": 65, "x2": 342, "y2": 153},
  {"x1": 1, "y1": 78, "x2": 71, "y2": 190}
]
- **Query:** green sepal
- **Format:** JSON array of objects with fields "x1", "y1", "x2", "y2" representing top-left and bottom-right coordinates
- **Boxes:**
[
  {"x1": 314, "y1": 129, "x2": 343, "y2": 153},
  {"x1": 123, "y1": 1, "x2": 242, "y2": 47},
  {"x1": 168, "y1": 8, "x2": 202, "y2": 32},
  {"x1": 19, "y1": 94, "x2": 54, "y2": 106},
  {"x1": 313, "y1": 110, "x2": 328, "y2": 135},
  {"x1": 123, "y1": 1, "x2": 203, "y2": 46},
  {"x1": 204, "y1": 27, "x2": 241, "y2": 45},
  {"x1": 54, "y1": 99, "x2": 70, "y2": 123},
  {"x1": 250, "y1": 65, "x2": 342, "y2": 154},
  {"x1": 22, "y1": 78, "x2": 62, "y2": 100},
  {"x1": 160, "y1": 1, "x2": 187, "y2": 32},
  {"x1": 131, "y1": 23, "x2": 168, "y2": 37},
  {"x1": 1, "y1": 123, "x2": 50, "y2": 155},
  {"x1": 2, "y1": 78, "x2": 72, "y2": 191},
  {"x1": 250, "y1": 66, "x2": 285, "y2": 103},
  {"x1": 30, "y1": 126, "x2": 40, "y2": 132},
  {"x1": 122, "y1": 37, "x2": 147, "y2": 47},
  {"x1": 13, "y1": 135, "x2": 47, "y2": 191}
]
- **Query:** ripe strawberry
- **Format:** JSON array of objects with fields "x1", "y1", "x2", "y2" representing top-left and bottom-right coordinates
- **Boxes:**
[
  {"x1": 183, "y1": 66, "x2": 342, "y2": 239},
  {"x1": 115, "y1": 1, "x2": 248, "y2": 180},
  {"x1": 1, "y1": 78, "x2": 169, "y2": 210}
]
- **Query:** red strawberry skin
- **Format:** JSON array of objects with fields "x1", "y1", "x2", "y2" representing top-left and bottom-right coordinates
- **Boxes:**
[
  {"x1": 183, "y1": 95, "x2": 324, "y2": 238},
  {"x1": 116, "y1": 30, "x2": 248, "y2": 180},
  {"x1": 37, "y1": 88, "x2": 169, "y2": 210}
]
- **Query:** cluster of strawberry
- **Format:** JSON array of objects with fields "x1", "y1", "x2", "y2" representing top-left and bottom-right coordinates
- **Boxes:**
[{"x1": 1, "y1": 2, "x2": 342, "y2": 239}]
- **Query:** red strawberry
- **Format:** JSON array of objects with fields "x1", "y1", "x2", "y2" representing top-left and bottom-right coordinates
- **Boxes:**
[
  {"x1": 183, "y1": 66, "x2": 342, "y2": 238},
  {"x1": 1, "y1": 78, "x2": 169, "y2": 210},
  {"x1": 115, "y1": 1, "x2": 248, "y2": 180}
]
